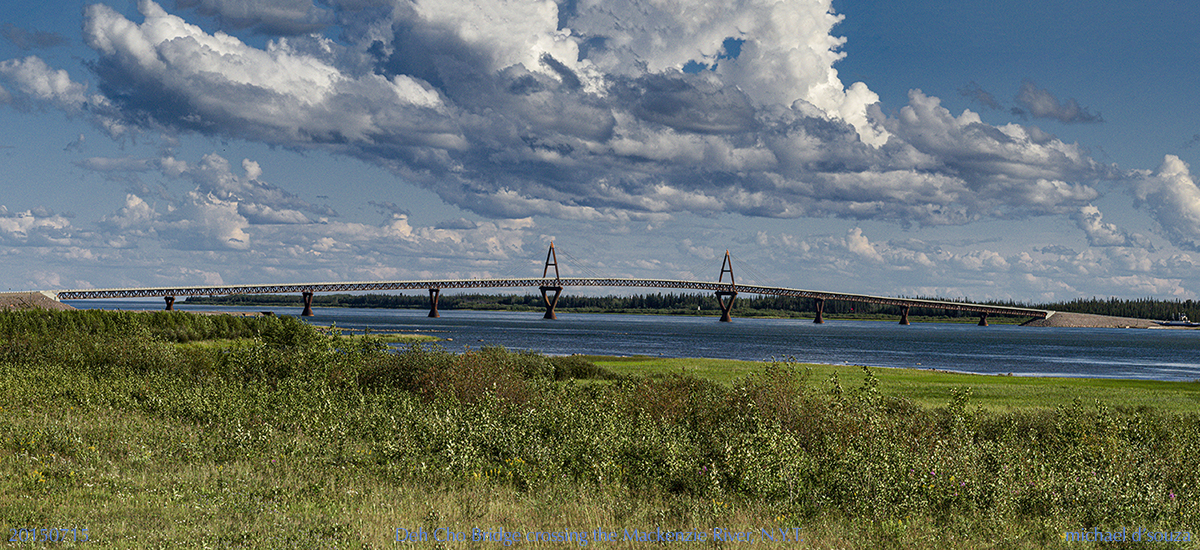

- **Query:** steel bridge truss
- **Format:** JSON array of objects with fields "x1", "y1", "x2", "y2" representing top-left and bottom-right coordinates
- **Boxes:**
[
  {"x1": 53, "y1": 276, "x2": 1050, "y2": 322},
  {"x1": 51, "y1": 243, "x2": 1050, "y2": 323}
]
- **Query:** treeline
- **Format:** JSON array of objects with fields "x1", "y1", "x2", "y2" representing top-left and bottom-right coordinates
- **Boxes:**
[
  {"x1": 1039, "y1": 297, "x2": 1197, "y2": 321},
  {"x1": 183, "y1": 292, "x2": 1199, "y2": 321},
  {"x1": 184, "y1": 292, "x2": 1012, "y2": 318}
]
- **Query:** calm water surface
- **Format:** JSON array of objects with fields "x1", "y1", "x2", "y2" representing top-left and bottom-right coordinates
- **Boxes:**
[{"x1": 68, "y1": 301, "x2": 1200, "y2": 381}]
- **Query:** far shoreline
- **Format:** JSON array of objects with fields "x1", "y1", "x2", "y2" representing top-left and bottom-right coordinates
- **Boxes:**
[{"x1": 57, "y1": 294, "x2": 1200, "y2": 329}]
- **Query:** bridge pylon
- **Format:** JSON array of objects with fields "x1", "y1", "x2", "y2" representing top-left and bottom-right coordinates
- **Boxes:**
[
  {"x1": 541, "y1": 242, "x2": 563, "y2": 319},
  {"x1": 715, "y1": 250, "x2": 737, "y2": 322},
  {"x1": 543, "y1": 241, "x2": 560, "y2": 279}
]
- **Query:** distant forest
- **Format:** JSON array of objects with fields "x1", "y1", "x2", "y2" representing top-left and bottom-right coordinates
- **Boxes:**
[{"x1": 184, "y1": 292, "x2": 1197, "y2": 321}]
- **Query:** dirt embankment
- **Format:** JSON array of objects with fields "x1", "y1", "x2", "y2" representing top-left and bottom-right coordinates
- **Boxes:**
[
  {"x1": 1022, "y1": 311, "x2": 1166, "y2": 329},
  {"x1": 0, "y1": 291, "x2": 76, "y2": 311}
]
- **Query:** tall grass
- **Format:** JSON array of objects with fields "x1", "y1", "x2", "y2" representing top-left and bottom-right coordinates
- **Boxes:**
[
  {"x1": 1, "y1": 309, "x2": 1197, "y2": 548},
  {"x1": 0, "y1": 308, "x2": 275, "y2": 343}
]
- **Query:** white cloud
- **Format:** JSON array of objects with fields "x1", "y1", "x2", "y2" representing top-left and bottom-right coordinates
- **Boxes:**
[
  {"x1": 157, "y1": 192, "x2": 252, "y2": 250},
  {"x1": 78, "y1": 150, "x2": 540, "y2": 274},
  {"x1": 0, "y1": 56, "x2": 128, "y2": 136},
  {"x1": 1071, "y1": 204, "x2": 1152, "y2": 248},
  {"x1": 746, "y1": 225, "x2": 1193, "y2": 301},
  {"x1": 1134, "y1": 155, "x2": 1200, "y2": 252},
  {"x1": 0, "y1": 207, "x2": 78, "y2": 247},
  {"x1": 99, "y1": 194, "x2": 158, "y2": 233},
  {"x1": 0, "y1": 56, "x2": 88, "y2": 107},
  {"x1": 83, "y1": 1, "x2": 458, "y2": 145},
  {"x1": 0, "y1": 0, "x2": 1118, "y2": 231},
  {"x1": 844, "y1": 227, "x2": 883, "y2": 262}
]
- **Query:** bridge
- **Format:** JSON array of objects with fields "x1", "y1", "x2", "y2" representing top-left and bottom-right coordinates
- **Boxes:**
[{"x1": 50, "y1": 243, "x2": 1051, "y2": 326}]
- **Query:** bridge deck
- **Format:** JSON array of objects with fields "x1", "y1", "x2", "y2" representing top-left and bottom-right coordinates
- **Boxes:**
[{"x1": 53, "y1": 278, "x2": 1050, "y2": 318}]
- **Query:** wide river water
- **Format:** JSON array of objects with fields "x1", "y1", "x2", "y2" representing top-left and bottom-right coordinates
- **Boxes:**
[{"x1": 68, "y1": 300, "x2": 1200, "y2": 381}]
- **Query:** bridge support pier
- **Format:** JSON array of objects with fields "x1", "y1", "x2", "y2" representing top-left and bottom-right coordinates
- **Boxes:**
[
  {"x1": 715, "y1": 291, "x2": 737, "y2": 322},
  {"x1": 899, "y1": 305, "x2": 910, "y2": 325},
  {"x1": 540, "y1": 286, "x2": 563, "y2": 320},
  {"x1": 428, "y1": 288, "x2": 441, "y2": 318},
  {"x1": 301, "y1": 292, "x2": 315, "y2": 317},
  {"x1": 978, "y1": 312, "x2": 989, "y2": 326},
  {"x1": 164, "y1": 296, "x2": 175, "y2": 311},
  {"x1": 814, "y1": 298, "x2": 825, "y2": 324}
]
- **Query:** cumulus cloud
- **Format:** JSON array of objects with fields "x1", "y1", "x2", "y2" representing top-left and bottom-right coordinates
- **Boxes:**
[
  {"x1": 1071, "y1": 204, "x2": 1153, "y2": 249},
  {"x1": 1011, "y1": 80, "x2": 1103, "y2": 124},
  {"x1": 80, "y1": 149, "x2": 539, "y2": 271},
  {"x1": 748, "y1": 225, "x2": 1197, "y2": 301},
  {"x1": 1134, "y1": 155, "x2": 1200, "y2": 252},
  {"x1": 155, "y1": 192, "x2": 253, "y2": 250},
  {"x1": 0, "y1": 56, "x2": 129, "y2": 136},
  {"x1": 83, "y1": 1, "x2": 456, "y2": 146},
  {"x1": 0, "y1": 56, "x2": 89, "y2": 108},
  {"x1": 2, "y1": 0, "x2": 1122, "y2": 233},
  {"x1": 98, "y1": 194, "x2": 158, "y2": 233},
  {"x1": 0, "y1": 206, "x2": 79, "y2": 247},
  {"x1": 85, "y1": 152, "x2": 336, "y2": 230},
  {"x1": 177, "y1": 153, "x2": 335, "y2": 221}
]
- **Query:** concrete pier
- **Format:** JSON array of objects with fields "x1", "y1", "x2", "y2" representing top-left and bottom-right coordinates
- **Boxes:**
[
  {"x1": 540, "y1": 285, "x2": 563, "y2": 319},
  {"x1": 428, "y1": 288, "x2": 440, "y2": 318},
  {"x1": 715, "y1": 290, "x2": 737, "y2": 322},
  {"x1": 301, "y1": 291, "x2": 315, "y2": 317}
]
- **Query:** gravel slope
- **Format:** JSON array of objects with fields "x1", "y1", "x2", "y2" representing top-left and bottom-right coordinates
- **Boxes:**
[
  {"x1": 0, "y1": 292, "x2": 75, "y2": 311},
  {"x1": 1022, "y1": 311, "x2": 1164, "y2": 329}
]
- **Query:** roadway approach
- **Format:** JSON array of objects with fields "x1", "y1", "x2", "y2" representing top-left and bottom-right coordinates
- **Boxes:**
[{"x1": 48, "y1": 244, "x2": 1052, "y2": 326}]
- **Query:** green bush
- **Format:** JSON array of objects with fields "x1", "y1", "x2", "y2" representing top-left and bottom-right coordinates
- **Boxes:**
[
  {"x1": 550, "y1": 354, "x2": 623, "y2": 380},
  {"x1": 3, "y1": 307, "x2": 1198, "y2": 539}
]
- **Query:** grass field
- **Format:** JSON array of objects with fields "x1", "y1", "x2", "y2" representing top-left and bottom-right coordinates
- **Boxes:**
[
  {"x1": 587, "y1": 356, "x2": 1200, "y2": 413},
  {"x1": 2, "y1": 309, "x2": 1197, "y2": 548}
]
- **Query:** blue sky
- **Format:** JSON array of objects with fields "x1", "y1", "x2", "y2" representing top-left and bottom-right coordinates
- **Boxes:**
[{"x1": 2, "y1": 0, "x2": 1199, "y2": 304}]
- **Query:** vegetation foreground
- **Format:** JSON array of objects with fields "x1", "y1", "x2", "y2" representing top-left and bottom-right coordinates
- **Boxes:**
[{"x1": 1, "y1": 310, "x2": 1197, "y2": 548}]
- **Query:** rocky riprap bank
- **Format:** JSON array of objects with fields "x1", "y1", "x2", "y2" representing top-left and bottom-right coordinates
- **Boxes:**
[
  {"x1": 0, "y1": 292, "x2": 75, "y2": 311},
  {"x1": 1022, "y1": 311, "x2": 1168, "y2": 329}
]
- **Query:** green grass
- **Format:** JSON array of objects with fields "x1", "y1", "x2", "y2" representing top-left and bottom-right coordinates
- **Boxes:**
[
  {"x1": 3, "y1": 309, "x2": 1198, "y2": 548},
  {"x1": 587, "y1": 356, "x2": 1200, "y2": 413},
  {"x1": 317, "y1": 328, "x2": 442, "y2": 344}
]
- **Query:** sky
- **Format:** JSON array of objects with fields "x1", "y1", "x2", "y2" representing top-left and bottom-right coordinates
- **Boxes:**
[{"x1": 2, "y1": 0, "x2": 1199, "y2": 304}]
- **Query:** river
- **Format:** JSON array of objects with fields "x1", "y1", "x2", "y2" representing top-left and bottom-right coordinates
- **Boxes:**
[{"x1": 66, "y1": 300, "x2": 1200, "y2": 381}]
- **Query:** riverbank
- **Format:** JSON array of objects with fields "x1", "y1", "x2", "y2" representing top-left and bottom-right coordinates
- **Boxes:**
[
  {"x1": 0, "y1": 291, "x2": 74, "y2": 311},
  {"x1": 1022, "y1": 311, "x2": 1172, "y2": 329}
]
